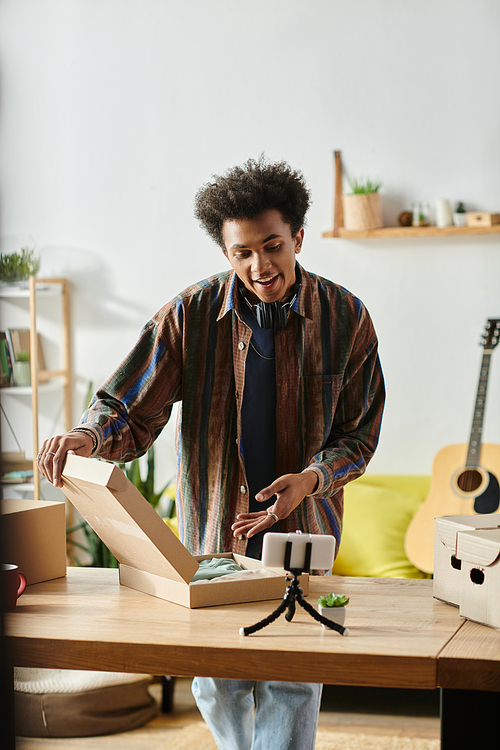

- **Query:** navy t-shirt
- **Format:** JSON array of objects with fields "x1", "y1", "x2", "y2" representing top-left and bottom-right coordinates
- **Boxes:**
[{"x1": 239, "y1": 298, "x2": 279, "y2": 558}]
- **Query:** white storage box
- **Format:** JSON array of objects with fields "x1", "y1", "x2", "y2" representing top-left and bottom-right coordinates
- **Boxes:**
[
  {"x1": 456, "y1": 527, "x2": 500, "y2": 630},
  {"x1": 433, "y1": 514, "x2": 500, "y2": 606},
  {"x1": 61, "y1": 455, "x2": 307, "y2": 608}
]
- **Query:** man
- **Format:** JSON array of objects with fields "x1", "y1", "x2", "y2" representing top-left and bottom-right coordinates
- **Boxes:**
[{"x1": 38, "y1": 157, "x2": 385, "y2": 750}]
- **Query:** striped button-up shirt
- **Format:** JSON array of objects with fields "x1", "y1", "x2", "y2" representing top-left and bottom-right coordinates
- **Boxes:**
[{"x1": 80, "y1": 263, "x2": 385, "y2": 557}]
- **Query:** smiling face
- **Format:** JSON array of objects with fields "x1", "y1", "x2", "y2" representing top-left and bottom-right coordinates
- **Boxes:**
[{"x1": 222, "y1": 209, "x2": 304, "y2": 304}]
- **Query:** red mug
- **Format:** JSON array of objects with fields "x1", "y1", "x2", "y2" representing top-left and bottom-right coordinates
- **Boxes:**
[{"x1": 1, "y1": 564, "x2": 27, "y2": 610}]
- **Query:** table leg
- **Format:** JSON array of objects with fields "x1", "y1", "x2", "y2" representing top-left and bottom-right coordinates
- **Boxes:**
[
  {"x1": 161, "y1": 675, "x2": 176, "y2": 713},
  {"x1": 440, "y1": 688, "x2": 500, "y2": 749}
]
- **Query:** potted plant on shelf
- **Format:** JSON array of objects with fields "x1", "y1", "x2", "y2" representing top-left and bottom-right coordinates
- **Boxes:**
[
  {"x1": 0, "y1": 247, "x2": 40, "y2": 287},
  {"x1": 453, "y1": 202, "x2": 467, "y2": 227},
  {"x1": 342, "y1": 178, "x2": 383, "y2": 231},
  {"x1": 13, "y1": 350, "x2": 31, "y2": 387},
  {"x1": 317, "y1": 592, "x2": 350, "y2": 628}
]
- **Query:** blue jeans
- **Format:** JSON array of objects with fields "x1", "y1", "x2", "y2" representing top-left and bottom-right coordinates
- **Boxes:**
[{"x1": 192, "y1": 677, "x2": 322, "y2": 750}]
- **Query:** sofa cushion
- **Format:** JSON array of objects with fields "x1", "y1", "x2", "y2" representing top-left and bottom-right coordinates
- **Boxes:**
[{"x1": 334, "y1": 479, "x2": 431, "y2": 579}]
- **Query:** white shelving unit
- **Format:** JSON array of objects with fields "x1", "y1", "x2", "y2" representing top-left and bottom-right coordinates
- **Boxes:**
[{"x1": 1, "y1": 277, "x2": 72, "y2": 500}]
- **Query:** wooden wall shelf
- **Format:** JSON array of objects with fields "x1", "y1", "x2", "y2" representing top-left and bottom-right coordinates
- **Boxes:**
[
  {"x1": 323, "y1": 225, "x2": 500, "y2": 239},
  {"x1": 326, "y1": 151, "x2": 500, "y2": 239}
]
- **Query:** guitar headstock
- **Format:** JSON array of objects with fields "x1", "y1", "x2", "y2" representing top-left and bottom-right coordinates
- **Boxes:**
[{"x1": 482, "y1": 319, "x2": 500, "y2": 351}]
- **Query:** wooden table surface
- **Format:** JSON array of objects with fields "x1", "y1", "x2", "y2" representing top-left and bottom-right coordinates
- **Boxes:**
[
  {"x1": 438, "y1": 618, "x2": 500, "y2": 692},
  {"x1": 6, "y1": 567, "x2": 483, "y2": 691}
]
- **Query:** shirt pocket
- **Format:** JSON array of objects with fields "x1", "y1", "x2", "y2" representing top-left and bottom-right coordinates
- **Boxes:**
[{"x1": 301, "y1": 374, "x2": 343, "y2": 446}]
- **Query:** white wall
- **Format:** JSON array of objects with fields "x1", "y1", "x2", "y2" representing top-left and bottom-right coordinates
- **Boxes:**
[{"x1": 1, "y1": 0, "x2": 499, "y2": 485}]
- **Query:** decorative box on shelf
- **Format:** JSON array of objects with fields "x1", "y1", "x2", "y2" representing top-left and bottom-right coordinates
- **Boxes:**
[{"x1": 466, "y1": 212, "x2": 500, "y2": 227}]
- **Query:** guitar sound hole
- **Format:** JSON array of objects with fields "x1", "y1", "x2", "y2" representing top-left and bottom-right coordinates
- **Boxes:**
[{"x1": 457, "y1": 469, "x2": 483, "y2": 493}]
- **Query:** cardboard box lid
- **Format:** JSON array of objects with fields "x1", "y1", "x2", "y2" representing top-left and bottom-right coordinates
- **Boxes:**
[
  {"x1": 62, "y1": 454, "x2": 199, "y2": 585},
  {"x1": 456, "y1": 528, "x2": 500, "y2": 567},
  {"x1": 1, "y1": 497, "x2": 65, "y2": 515},
  {"x1": 435, "y1": 514, "x2": 500, "y2": 553}
]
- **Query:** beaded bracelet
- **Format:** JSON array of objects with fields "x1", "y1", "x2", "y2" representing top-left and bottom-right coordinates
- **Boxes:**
[{"x1": 70, "y1": 427, "x2": 98, "y2": 454}]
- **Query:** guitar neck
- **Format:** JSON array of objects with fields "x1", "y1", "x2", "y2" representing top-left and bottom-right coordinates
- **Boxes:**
[{"x1": 466, "y1": 350, "x2": 492, "y2": 467}]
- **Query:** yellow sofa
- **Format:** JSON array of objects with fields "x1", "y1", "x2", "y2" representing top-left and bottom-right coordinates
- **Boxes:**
[{"x1": 333, "y1": 475, "x2": 431, "y2": 579}]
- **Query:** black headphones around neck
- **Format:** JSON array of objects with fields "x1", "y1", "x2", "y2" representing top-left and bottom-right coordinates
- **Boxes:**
[{"x1": 239, "y1": 278, "x2": 301, "y2": 332}]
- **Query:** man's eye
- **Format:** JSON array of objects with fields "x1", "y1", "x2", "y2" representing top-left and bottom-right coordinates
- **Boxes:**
[{"x1": 267, "y1": 244, "x2": 281, "y2": 251}]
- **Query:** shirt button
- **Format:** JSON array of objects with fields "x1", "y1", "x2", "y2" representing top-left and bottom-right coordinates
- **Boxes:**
[
  {"x1": 240, "y1": 485, "x2": 247, "y2": 494},
  {"x1": 238, "y1": 341, "x2": 245, "y2": 350}
]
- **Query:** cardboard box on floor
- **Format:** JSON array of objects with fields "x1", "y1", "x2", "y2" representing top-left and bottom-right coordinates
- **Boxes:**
[
  {"x1": 1, "y1": 497, "x2": 66, "y2": 585},
  {"x1": 61, "y1": 455, "x2": 307, "y2": 608}
]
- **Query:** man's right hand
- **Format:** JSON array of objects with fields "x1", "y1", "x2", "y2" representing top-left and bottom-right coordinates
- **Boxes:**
[{"x1": 37, "y1": 432, "x2": 94, "y2": 488}]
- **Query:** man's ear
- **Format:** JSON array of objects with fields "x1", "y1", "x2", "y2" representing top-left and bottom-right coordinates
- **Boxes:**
[{"x1": 294, "y1": 227, "x2": 305, "y2": 254}]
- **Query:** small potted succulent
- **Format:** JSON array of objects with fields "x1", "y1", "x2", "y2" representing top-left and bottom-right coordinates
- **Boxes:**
[
  {"x1": 317, "y1": 592, "x2": 350, "y2": 628},
  {"x1": 453, "y1": 202, "x2": 467, "y2": 227}
]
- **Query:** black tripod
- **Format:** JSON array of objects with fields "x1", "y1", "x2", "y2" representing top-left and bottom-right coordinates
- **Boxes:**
[{"x1": 239, "y1": 541, "x2": 349, "y2": 637}]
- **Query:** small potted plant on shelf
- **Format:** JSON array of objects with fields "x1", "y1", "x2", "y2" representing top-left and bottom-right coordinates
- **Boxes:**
[
  {"x1": 342, "y1": 178, "x2": 383, "y2": 231},
  {"x1": 317, "y1": 592, "x2": 350, "y2": 628},
  {"x1": 453, "y1": 202, "x2": 467, "y2": 227},
  {"x1": 0, "y1": 247, "x2": 40, "y2": 287},
  {"x1": 13, "y1": 350, "x2": 31, "y2": 387}
]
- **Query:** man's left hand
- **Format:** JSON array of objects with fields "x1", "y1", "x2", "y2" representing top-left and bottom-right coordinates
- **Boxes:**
[{"x1": 231, "y1": 471, "x2": 318, "y2": 539}]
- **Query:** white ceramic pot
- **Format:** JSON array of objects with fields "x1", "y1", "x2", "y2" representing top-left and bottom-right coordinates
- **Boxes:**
[
  {"x1": 453, "y1": 213, "x2": 467, "y2": 227},
  {"x1": 318, "y1": 604, "x2": 346, "y2": 629},
  {"x1": 13, "y1": 361, "x2": 31, "y2": 387}
]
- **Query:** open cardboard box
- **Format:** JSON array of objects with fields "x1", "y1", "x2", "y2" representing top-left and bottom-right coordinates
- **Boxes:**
[{"x1": 61, "y1": 455, "x2": 307, "y2": 608}]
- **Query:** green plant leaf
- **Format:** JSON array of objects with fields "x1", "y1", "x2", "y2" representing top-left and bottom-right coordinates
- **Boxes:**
[
  {"x1": 317, "y1": 592, "x2": 350, "y2": 608},
  {"x1": 0, "y1": 248, "x2": 40, "y2": 283},
  {"x1": 349, "y1": 178, "x2": 382, "y2": 195}
]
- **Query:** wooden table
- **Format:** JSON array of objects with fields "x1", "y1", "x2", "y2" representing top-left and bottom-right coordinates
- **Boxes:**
[{"x1": 5, "y1": 568, "x2": 500, "y2": 747}]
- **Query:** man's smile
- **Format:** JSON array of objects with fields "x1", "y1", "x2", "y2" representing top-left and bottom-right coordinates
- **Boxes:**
[{"x1": 254, "y1": 274, "x2": 279, "y2": 286}]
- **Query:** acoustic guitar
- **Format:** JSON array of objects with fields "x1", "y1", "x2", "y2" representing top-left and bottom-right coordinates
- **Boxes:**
[{"x1": 405, "y1": 318, "x2": 500, "y2": 574}]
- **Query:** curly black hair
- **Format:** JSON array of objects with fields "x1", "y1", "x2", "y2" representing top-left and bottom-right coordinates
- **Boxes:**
[{"x1": 194, "y1": 156, "x2": 311, "y2": 248}]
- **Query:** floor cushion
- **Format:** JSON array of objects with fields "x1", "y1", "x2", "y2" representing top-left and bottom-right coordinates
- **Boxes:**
[{"x1": 14, "y1": 668, "x2": 158, "y2": 737}]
